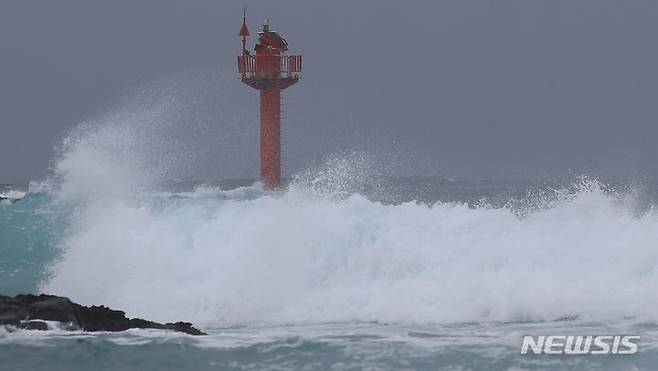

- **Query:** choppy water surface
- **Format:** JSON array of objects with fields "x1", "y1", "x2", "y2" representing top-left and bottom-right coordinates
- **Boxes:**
[
  {"x1": 3, "y1": 177, "x2": 658, "y2": 370},
  {"x1": 3, "y1": 319, "x2": 658, "y2": 370}
]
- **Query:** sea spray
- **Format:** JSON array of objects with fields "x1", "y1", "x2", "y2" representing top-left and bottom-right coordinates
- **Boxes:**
[
  {"x1": 31, "y1": 84, "x2": 658, "y2": 329},
  {"x1": 39, "y1": 175, "x2": 658, "y2": 328}
]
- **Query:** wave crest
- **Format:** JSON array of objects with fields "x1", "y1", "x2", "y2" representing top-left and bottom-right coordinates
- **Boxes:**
[{"x1": 40, "y1": 178, "x2": 658, "y2": 327}]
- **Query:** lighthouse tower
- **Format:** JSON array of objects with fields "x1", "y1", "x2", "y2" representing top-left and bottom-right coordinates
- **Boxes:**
[{"x1": 237, "y1": 14, "x2": 302, "y2": 190}]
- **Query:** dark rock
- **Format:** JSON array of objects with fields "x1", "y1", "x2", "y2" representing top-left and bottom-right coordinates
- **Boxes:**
[
  {"x1": 26, "y1": 296, "x2": 78, "y2": 323},
  {"x1": 0, "y1": 295, "x2": 28, "y2": 326},
  {"x1": 0, "y1": 294, "x2": 205, "y2": 335},
  {"x1": 20, "y1": 321, "x2": 48, "y2": 331},
  {"x1": 163, "y1": 321, "x2": 206, "y2": 336},
  {"x1": 0, "y1": 196, "x2": 19, "y2": 204},
  {"x1": 74, "y1": 305, "x2": 132, "y2": 332}
]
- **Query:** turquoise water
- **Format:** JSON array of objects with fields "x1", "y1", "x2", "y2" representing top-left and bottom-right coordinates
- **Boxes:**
[
  {"x1": 0, "y1": 193, "x2": 69, "y2": 295},
  {"x1": 3, "y1": 320, "x2": 658, "y2": 370},
  {"x1": 3, "y1": 180, "x2": 658, "y2": 370}
]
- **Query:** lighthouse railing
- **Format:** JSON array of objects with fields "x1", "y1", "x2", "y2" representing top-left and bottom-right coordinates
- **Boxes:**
[{"x1": 237, "y1": 55, "x2": 302, "y2": 79}]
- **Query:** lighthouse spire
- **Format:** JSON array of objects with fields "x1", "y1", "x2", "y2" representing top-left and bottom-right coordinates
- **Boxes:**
[{"x1": 239, "y1": 8, "x2": 250, "y2": 54}]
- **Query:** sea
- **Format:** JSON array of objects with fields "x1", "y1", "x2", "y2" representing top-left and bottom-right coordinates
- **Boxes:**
[
  {"x1": 3, "y1": 175, "x2": 658, "y2": 370},
  {"x1": 3, "y1": 120, "x2": 658, "y2": 370}
]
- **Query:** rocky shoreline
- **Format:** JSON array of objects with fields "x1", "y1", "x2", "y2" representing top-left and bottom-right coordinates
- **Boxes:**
[
  {"x1": 0, "y1": 294, "x2": 205, "y2": 335},
  {"x1": 0, "y1": 196, "x2": 19, "y2": 204}
]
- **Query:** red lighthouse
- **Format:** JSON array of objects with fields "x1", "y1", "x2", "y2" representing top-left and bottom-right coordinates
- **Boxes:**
[{"x1": 237, "y1": 14, "x2": 302, "y2": 190}]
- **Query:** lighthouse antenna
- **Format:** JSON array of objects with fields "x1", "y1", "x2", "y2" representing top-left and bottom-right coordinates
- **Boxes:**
[{"x1": 239, "y1": 8, "x2": 250, "y2": 53}]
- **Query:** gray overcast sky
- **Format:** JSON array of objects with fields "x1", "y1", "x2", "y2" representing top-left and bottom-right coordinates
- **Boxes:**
[{"x1": 1, "y1": 0, "x2": 657, "y2": 183}]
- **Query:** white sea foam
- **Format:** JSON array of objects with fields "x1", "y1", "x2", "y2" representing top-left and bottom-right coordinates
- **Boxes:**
[
  {"x1": 40, "y1": 92, "x2": 658, "y2": 329},
  {"x1": 0, "y1": 190, "x2": 27, "y2": 200},
  {"x1": 41, "y1": 171, "x2": 658, "y2": 328}
]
